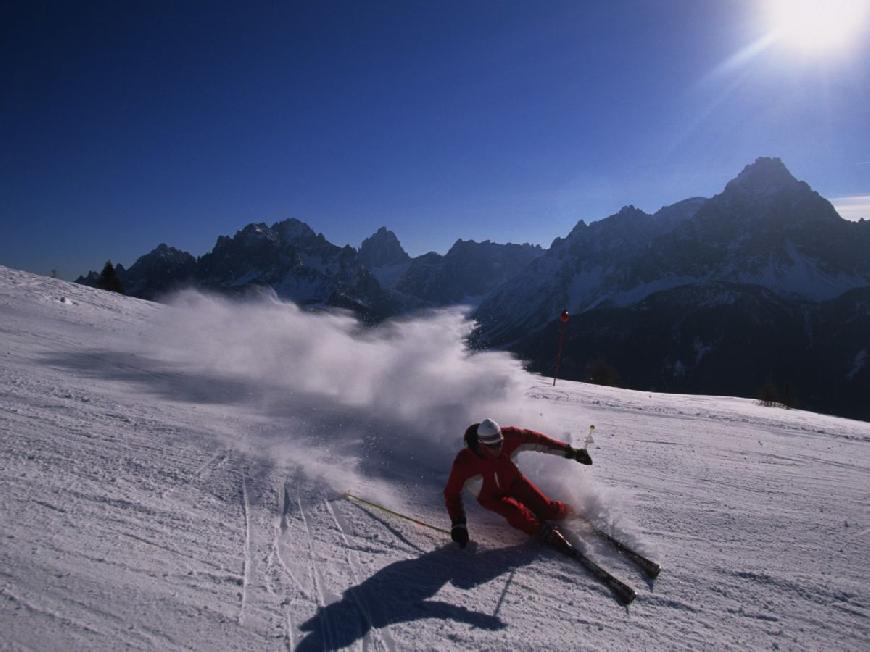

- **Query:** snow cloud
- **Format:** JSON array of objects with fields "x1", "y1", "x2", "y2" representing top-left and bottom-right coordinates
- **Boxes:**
[
  {"x1": 151, "y1": 289, "x2": 535, "y2": 432},
  {"x1": 134, "y1": 290, "x2": 601, "y2": 515}
]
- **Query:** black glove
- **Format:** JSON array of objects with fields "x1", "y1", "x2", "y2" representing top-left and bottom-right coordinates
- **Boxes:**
[
  {"x1": 451, "y1": 522, "x2": 469, "y2": 548},
  {"x1": 564, "y1": 445, "x2": 593, "y2": 465}
]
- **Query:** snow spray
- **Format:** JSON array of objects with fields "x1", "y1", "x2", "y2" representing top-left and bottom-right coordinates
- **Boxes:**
[{"x1": 139, "y1": 291, "x2": 556, "y2": 496}]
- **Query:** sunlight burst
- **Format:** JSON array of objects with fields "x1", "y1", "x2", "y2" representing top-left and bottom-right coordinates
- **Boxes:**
[{"x1": 764, "y1": 0, "x2": 870, "y2": 55}]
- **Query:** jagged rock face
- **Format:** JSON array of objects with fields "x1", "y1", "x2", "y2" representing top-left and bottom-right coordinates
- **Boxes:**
[
  {"x1": 196, "y1": 218, "x2": 343, "y2": 290},
  {"x1": 76, "y1": 244, "x2": 196, "y2": 300},
  {"x1": 396, "y1": 240, "x2": 543, "y2": 305},
  {"x1": 196, "y1": 223, "x2": 287, "y2": 288},
  {"x1": 358, "y1": 227, "x2": 410, "y2": 269},
  {"x1": 193, "y1": 219, "x2": 395, "y2": 318},
  {"x1": 80, "y1": 218, "x2": 545, "y2": 318},
  {"x1": 78, "y1": 219, "x2": 400, "y2": 319},
  {"x1": 122, "y1": 244, "x2": 196, "y2": 299},
  {"x1": 475, "y1": 158, "x2": 870, "y2": 347},
  {"x1": 395, "y1": 252, "x2": 443, "y2": 300},
  {"x1": 638, "y1": 157, "x2": 870, "y2": 296},
  {"x1": 357, "y1": 227, "x2": 413, "y2": 291},
  {"x1": 725, "y1": 156, "x2": 805, "y2": 199},
  {"x1": 474, "y1": 200, "x2": 709, "y2": 346}
]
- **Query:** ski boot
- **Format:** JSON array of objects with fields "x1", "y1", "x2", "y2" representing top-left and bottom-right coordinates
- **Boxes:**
[{"x1": 537, "y1": 523, "x2": 574, "y2": 556}]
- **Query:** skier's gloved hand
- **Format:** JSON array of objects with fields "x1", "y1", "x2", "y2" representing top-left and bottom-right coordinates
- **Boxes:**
[
  {"x1": 564, "y1": 445, "x2": 593, "y2": 465},
  {"x1": 451, "y1": 521, "x2": 469, "y2": 548}
]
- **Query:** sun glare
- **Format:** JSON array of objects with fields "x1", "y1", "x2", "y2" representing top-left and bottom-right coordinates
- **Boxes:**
[{"x1": 764, "y1": 0, "x2": 870, "y2": 55}]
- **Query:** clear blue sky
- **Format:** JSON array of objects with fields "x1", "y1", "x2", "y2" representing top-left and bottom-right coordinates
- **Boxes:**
[{"x1": 2, "y1": 0, "x2": 869, "y2": 279}]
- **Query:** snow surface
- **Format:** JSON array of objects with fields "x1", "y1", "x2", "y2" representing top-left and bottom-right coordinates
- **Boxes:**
[{"x1": 1, "y1": 264, "x2": 868, "y2": 651}]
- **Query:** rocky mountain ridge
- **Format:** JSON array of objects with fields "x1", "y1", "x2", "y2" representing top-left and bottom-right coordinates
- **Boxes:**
[
  {"x1": 78, "y1": 220, "x2": 543, "y2": 317},
  {"x1": 474, "y1": 157, "x2": 870, "y2": 346},
  {"x1": 76, "y1": 157, "x2": 870, "y2": 420}
]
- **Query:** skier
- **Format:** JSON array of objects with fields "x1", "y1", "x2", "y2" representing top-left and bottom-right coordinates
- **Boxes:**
[{"x1": 444, "y1": 418, "x2": 592, "y2": 552}]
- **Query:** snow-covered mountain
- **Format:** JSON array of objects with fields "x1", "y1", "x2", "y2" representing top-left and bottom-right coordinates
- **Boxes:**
[
  {"x1": 73, "y1": 158, "x2": 869, "y2": 418},
  {"x1": 470, "y1": 158, "x2": 870, "y2": 421},
  {"x1": 358, "y1": 227, "x2": 411, "y2": 268},
  {"x1": 474, "y1": 158, "x2": 870, "y2": 346},
  {"x1": 77, "y1": 223, "x2": 541, "y2": 315},
  {"x1": 194, "y1": 219, "x2": 398, "y2": 318},
  {"x1": 78, "y1": 243, "x2": 197, "y2": 300},
  {"x1": 355, "y1": 226, "x2": 418, "y2": 300},
  {"x1": 79, "y1": 219, "x2": 400, "y2": 319},
  {"x1": 644, "y1": 157, "x2": 870, "y2": 300},
  {"x1": 80, "y1": 158, "x2": 868, "y2": 329},
  {"x1": 2, "y1": 264, "x2": 868, "y2": 650},
  {"x1": 473, "y1": 199, "x2": 708, "y2": 346},
  {"x1": 395, "y1": 239, "x2": 543, "y2": 306}
]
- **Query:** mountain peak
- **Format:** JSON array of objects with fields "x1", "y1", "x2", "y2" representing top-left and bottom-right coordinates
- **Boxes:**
[
  {"x1": 726, "y1": 157, "x2": 800, "y2": 197},
  {"x1": 617, "y1": 204, "x2": 647, "y2": 217},
  {"x1": 149, "y1": 242, "x2": 187, "y2": 255},
  {"x1": 272, "y1": 218, "x2": 317, "y2": 243},
  {"x1": 600, "y1": 205, "x2": 651, "y2": 229},
  {"x1": 358, "y1": 227, "x2": 410, "y2": 268},
  {"x1": 138, "y1": 243, "x2": 194, "y2": 265},
  {"x1": 238, "y1": 222, "x2": 275, "y2": 238}
]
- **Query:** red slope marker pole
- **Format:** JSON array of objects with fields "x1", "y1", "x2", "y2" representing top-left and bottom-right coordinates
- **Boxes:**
[{"x1": 552, "y1": 309, "x2": 570, "y2": 386}]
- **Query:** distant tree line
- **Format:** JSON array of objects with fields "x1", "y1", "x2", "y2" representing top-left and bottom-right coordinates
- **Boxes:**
[{"x1": 96, "y1": 260, "x2": 124, "y2": 294}]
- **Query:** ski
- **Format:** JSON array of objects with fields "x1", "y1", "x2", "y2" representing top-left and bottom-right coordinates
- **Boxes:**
[
  {"x1": 559, "y1": 544, "x2": 637, "y2": 605},
  {"x1": 590, "y1": 527, "x2": 661, "y2": 579}
]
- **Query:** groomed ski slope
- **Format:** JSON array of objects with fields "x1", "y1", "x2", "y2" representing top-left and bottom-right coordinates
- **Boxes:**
[{"x1": 1, "y1": 264, "x2": 868, "y2": 651}]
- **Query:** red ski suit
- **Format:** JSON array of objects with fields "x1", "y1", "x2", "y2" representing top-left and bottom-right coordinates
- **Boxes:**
[{"x1": 443, "y1": 427, "x2": 571, "y2": 536}]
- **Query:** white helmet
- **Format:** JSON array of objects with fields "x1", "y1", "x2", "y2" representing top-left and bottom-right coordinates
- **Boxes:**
[{"x1": 477, "y1": 418, "x2": 503, "y2": 445}]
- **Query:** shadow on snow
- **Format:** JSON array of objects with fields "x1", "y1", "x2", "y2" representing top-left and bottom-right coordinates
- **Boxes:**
[{"x1": 295, "y1": 542, "x2": 538, "y2": 651}]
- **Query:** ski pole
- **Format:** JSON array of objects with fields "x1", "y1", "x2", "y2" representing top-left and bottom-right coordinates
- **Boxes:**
[{"x1": 344, "y1": 493, "x2": 451, "y2": 535}]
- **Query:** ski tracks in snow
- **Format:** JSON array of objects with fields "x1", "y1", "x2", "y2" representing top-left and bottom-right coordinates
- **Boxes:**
[
  {"x1": 240, "y1": 480, "x2": 403, "y2": 652},
  {"x1": 238, "y1": 473, "x2": 252, "y2": 626},
  {"x1": 324, "y1": 498, "x2": 396, "y2": 651},
  {"x1": 225, "y1": 467, "x2": 400, "y2": 650},
  {"x1": 296, "y1": 492, "x2": 335, "y2": 649}
]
